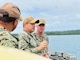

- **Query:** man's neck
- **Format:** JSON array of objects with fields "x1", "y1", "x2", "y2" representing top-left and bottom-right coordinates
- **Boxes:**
[{"x1": 37, "y1": 31, "x2": 43, "y2": 36}]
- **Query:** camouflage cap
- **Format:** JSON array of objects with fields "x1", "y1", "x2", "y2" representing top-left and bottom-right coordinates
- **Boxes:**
[
  {"x1": 23, "y1": 16, "x2": 39, "y2": 25},
  {"x1": 37, "y1": 19, "x2": 45, "y2": 25},
  {"x1": 0, "y1": 3, "x2": 21, "y2": 19}
]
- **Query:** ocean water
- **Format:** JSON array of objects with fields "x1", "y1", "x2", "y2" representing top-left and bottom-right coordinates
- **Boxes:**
[{"x1": 48, "y1": 35, "x2": 80, "y2": 60}]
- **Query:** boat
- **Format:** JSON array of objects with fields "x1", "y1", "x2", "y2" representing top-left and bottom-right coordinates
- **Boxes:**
[
  {"x1": 50, "y1": 51, "x2": 77, "y2": 60},
  {"x1": 0, "y1": 46, "x2": 51, "y2": 60}
]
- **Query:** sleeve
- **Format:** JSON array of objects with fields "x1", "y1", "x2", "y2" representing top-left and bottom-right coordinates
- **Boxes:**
[
  {"x1": 44, "y1": 33, "x2": 49, "y2": 43},
  {"x1": 44, "y1": 33, "x2": 49, "y2": 53},
  {"x1": 26, "y1": 47, "x2": 39, "y2": 53}
]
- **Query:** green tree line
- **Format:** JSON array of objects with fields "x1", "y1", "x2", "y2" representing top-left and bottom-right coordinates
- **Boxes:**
[{"x1": 45, "y1": 30, "x2": 80, "y2": 35}]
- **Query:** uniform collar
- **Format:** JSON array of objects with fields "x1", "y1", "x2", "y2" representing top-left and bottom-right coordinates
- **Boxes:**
[
  {"x1": 24, "y1": 30, "x2": 31, "y2": 35},
  {"x1": 0, "y1": 25, "x2": 9, "y2": 32},
  {"x1": 0, "y1": 26, "x2": 5, "y2": 30}
]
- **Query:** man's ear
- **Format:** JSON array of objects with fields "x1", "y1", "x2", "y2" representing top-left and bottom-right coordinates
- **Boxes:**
[{"x1": 13, "y1": 20, "x2": 18, "y2": 25}]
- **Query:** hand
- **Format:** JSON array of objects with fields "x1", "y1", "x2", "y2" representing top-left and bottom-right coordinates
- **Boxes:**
[
  {"x1": 37, "y1": 40, "x2": 48, "y2": 51},
  {"x1": 43, "y1": 53, "x2": 49, "y2": 58},
  {"x1": 39, "y1": 40, "x2": 48, "y2": 48}
]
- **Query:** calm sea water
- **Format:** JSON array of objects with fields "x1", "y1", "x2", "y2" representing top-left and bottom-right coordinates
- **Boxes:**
[{"x1": 48, "y1": 35, "x2": 80, "y2": 60}]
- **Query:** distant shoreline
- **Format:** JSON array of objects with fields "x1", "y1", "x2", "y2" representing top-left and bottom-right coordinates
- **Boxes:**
[
  {"x1": 45, "y1": 30, "x2": 80, "y2": 35},
  {"x1": 12, "y1": 29, "x2": 80, "y2": 36}
]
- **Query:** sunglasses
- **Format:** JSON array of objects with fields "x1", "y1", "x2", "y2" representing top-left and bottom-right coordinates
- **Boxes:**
[{"x1": 39, "y1": 24, "x2": 45, "y2": 26}]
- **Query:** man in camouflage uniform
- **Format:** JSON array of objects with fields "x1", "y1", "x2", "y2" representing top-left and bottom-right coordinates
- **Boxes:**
[
  {"x1": 0, "y1": 3, "x2": 21, "y2": 48},
  {"x1": 33, "y1": 19, "x2": 49, "y2": 57},
  {"x1": 18, "y1": 16, "x2": 48, "y2": 56}
]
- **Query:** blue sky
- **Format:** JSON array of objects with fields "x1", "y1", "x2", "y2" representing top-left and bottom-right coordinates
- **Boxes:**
[{"x1": 0, "y1": 0, "x2": 80, "y2": 33}]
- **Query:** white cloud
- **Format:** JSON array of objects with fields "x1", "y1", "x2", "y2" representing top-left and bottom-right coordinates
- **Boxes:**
[
  {"x1": 24, "y1": 0, "x2": 80, "y2": 14},
  {"x1": 1, "y1": 0, "x2": 80, "y2": 11},
  {"x1": 1, "y1": 0, "x2": 80, "y2": 32}
]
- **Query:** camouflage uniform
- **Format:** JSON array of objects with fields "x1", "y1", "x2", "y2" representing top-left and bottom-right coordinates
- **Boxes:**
[
  {"x1": 33, "y1": 33, "x2": 49, "y2": 55},
  {"x1": 18, "y1": 31, "x2": 40, "y2": 54},
  {"x1": 18, "y1": 30, "x2": 49, "y2": 55},
  {"x1": 0, "y1": 26, "x2": 18, "y2": 48}
]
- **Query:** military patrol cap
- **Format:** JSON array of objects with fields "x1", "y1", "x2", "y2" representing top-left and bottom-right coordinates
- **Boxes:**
[
  {"x1": 37, "y1": 19, "x2": 45, "y2": 25},
  {"x1": 0, "y1": 3, "x2": 21, "y2": 20},
  {"x1": 23, "y1": 16, "x2": 39, "y2": 25}
]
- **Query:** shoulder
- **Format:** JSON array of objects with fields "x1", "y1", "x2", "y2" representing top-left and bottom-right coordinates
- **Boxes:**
[
  {"x1": 32, "y1": 32, "x2": 36, "y2": 35},
  {"x1": 0, "y1": 29, "x2": 14, "y2": 39},
  {"x1": 32, "y1": 32, "x2": 38, "y2": 37},
  {"x1": 0, "y1": 29, "x2": 18, "y2": 43},
  {"x1": 18, "y1": 31, "x2": 32, "y2": 41},
  {"x1": 43, "y1": 33, "x2": 48, "y2": 37},
  {"x1": 19, "y1": 31, "x2": 29, "y2": 37}
]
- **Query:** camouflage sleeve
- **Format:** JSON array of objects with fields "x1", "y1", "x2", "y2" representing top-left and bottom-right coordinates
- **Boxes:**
[
  {"x1": 47, "y1": 36, "x2": 49, "y2": 43},
  {"x1": 44, "y1": 33, "x2": 49, "y2": 53},
  {"x1": 44, "y1": 33, "x2": 49, "y2": 43},
  {"x1": 25, "y1": 47, "x2": 39, "y2": 54},
  {"x1": 25, "y1": 47, "x2": 38, "y2": 53},
  {"x1": 18, "y1": 33, "x2": 39, "y2": 53},
  {"x1": 0, "y1": 39, "x2": 18, "y2": 48}
]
